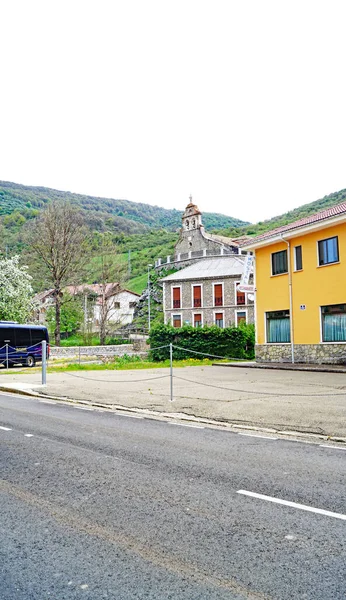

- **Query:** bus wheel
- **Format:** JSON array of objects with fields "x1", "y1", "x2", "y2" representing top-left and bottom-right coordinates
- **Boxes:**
[{"x1": 26, "y1": 355, "x2": 36, "y2": 368}]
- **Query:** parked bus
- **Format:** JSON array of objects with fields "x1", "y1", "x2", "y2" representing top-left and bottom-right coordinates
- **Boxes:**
[{"x1": 0, "y1": 322, "x2": 49, "y2": 367}]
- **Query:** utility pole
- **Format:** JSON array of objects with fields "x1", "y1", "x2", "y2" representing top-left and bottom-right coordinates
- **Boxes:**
[
  {"x1": 128, "y1": 249, "x2": 131, "y2": 277},
  {"x1": 147, "y1": 264, "x2": 153, "y2": 332}
]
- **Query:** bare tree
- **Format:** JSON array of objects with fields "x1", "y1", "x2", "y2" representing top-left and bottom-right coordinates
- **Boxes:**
[
  {"x1": 97, "y1": 233, "x2": 126, "y2": 345},
  {"x1": 29, "y1": 201, "x2": 89, "y2": 346}
]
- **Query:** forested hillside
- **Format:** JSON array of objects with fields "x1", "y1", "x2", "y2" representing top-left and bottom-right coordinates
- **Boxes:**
[
  {"x1": 2, "y1": 180, "x2": 346, "y2": 295},
  {"x1": 0, "y1": 181, "x2": 246, "y2": 233},
  {"x1": 218, "y1": 188, "x2": 346, "y2": 238}
]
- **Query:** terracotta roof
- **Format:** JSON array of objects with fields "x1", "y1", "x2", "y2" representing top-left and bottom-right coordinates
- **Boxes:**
[{"x1": 241, "y1": 201, "x2": 346, "y2": 247}]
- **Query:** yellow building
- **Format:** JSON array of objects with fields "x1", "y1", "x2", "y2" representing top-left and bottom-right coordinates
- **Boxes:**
[{"x1": 242, "y1": 202, "x2": 346, "y2": 364}]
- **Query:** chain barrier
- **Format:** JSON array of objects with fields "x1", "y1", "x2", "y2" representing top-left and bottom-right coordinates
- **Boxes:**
[
  {"x1": 172, "y1": 344, "x2": 242, "y2": 361},
  {"x1": 63, "y1": 371, "x2": 170, "y2": 384}
]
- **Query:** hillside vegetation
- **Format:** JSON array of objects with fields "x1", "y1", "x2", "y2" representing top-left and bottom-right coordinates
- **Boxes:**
[{"x1": 2, "y1": 180, "x2": 346, "y2": 295}]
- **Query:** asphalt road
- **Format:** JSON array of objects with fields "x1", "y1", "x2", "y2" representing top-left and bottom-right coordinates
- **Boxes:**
[{"x1": 0, "y1": 393, "x2": 345, "y2": 600}]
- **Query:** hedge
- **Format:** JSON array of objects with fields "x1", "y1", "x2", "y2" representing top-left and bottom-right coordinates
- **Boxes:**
[{"x1": 149, "y1": 323, "x2": 255, "y2": 361}]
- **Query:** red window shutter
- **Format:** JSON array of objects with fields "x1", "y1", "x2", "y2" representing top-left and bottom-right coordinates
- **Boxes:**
[
  {"x1": 193, "y1": 314, "x2": 202, "y2": 327},
  {"x1": 214, "y1": 284, "x2": 223, "y2": 305},
  {"x1": 193, "y1": 286, "x2": 201, "y2": 299},
  {"x1": 215, "y1": 312, "x2": 223, "y2": 321},
  {"x1": 172, "y1": 287, "x2": 181, "y2": 308},
  {"x1": 193, "y1": 286, "x2": 201, "y2": 307},
  {"x1": 173, "y1": 315, "x2": 181, "y2": 328}
]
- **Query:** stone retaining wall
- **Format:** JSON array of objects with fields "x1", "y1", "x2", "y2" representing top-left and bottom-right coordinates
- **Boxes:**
[
  {"x1": 256, "y1": 343, "x2": 346, "y2": 365},
  {"x1": 51, "y1": 342, "x2": 148, "y2": 359}
]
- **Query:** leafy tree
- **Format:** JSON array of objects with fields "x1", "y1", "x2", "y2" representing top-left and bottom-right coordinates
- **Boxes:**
[
  {"x1": 0, "y1": 256, "x2": 36, "y2": 322},
  {"x1": 28, "y1": 201, "x2": 89, "y2": 346},
  {"x1": 46, "y1": 292, "x2": 84, "y2": 335}
]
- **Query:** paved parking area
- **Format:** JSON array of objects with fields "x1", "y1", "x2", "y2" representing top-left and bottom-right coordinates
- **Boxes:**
[{"x1": 1, "y1": 365, "x2": 346, "y2": 439}]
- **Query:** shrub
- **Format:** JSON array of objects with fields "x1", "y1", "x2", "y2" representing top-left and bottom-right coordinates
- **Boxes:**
[{"x1": 149, "y1": 323, "x2": 255, "y2": 361}]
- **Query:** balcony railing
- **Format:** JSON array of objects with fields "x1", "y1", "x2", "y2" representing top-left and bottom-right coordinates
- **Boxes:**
[
  {"x1": 214, "y1": 297, "x2": 223, "y2": 306},
  {"x1": 193, "y1": 299, "x2": 202, "y2": 307},
  {"x1": 173, "y1": 300, "x2": 181, "y2": 308}
]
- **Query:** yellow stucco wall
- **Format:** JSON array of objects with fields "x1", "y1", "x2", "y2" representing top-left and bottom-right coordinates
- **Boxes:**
[{"x1": 255, "y1": 222, "x2": 346, "y2": 344}]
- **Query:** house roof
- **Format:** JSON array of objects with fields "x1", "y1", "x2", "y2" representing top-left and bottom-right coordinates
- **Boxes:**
[
  {"x1": 241, "y1": 201, "x2": 346, "y2": 249},
  {"x1": 160, "y1": 256, "x2": 247, "y2": 282}
]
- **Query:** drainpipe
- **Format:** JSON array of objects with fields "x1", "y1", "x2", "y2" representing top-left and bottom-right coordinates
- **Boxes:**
[{"x1": 281, "y1": 235, "x2": 294, "y2": 363}]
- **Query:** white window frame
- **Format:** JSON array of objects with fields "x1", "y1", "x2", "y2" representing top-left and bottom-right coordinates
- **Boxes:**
[
  {"x1": 212, "y1": 281, "x2": 224, "y2": 308},
  {"x1": 171, "y1": 284, "x2": 182, "y2": 309},
  {"x1": 192, "y1": 312, "x2": 203, "y2": 328},
  {"x1": 191, "y1": 283, "x2": 203, "y2": 309},
  {"x1": 234, "y1": 281, "x2": 247, "y2": 306},
  {"x1": 171, "y1": 313, "x2": 182, "y2": 328},
  {"x1": 320, "y1": 304, "x2": 346, "y2": 343},
  {"x1": 213, "y1": 309, "x2": 225, "y2": 328},
  {"x1": 235, "y1": 308, "x2": 248, "y2": 326}
]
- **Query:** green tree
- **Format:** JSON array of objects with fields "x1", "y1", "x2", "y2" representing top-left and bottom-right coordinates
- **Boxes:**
[
  {"x1": 0, "y1": 256, "x2": 36, "y2": 322},
  {"x1": 46, "y1": 292, "x2": 84, "y2": 335}
]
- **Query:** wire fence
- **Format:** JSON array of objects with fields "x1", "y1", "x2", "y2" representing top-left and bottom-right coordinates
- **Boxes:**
[{"x1": 2, "y1": 341, "x2": 346, "y2": 401}]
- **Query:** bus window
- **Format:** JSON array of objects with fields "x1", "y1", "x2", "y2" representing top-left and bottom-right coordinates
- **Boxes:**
[
  {"x1": 31, "y1": 329, "x2": 47, "y2": 345},
  {"x1": 0, "y1": 328, "x2": 15, "y2": 346},
  {"x1": 15, "y1": 328, "x2": 31, "y2": 347}
]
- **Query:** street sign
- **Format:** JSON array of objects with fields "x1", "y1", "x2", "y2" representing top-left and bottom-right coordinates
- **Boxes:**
[
  {"x1": 237, "y1": 284, "x2": 255, "y2": 293},
  {"x1": 240, "y1": 254, "x2": 253, "y2": 287}
]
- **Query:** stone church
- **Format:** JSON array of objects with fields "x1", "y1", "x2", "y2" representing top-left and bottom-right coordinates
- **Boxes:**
[{"x1": 155, "y1": 197, "x2": 247, "y2": 270}]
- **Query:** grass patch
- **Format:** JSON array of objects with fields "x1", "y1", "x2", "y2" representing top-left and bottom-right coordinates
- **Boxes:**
[{"x1": 47, "y1": 355, "x2": 225, "y2": 373}]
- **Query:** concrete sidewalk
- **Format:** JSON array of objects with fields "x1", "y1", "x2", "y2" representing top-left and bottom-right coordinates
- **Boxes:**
[{"x1": 1, "y1": 365, "x2": 346, "y2": 441}]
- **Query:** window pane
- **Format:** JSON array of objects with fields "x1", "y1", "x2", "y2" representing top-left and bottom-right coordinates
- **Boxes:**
[
  {"x1": 0, "y1": 327, "x2": 15, "y2": 346},
  {"x1": 236, "y1": 312, "x2": 246, "y2": 326},
  {"x1": 322, "y1": 304, "x2": 346, "y2": 341},
  {"x1": 267, "y1": 311, "x2": 290, "y2": 343},
  {"x1": 16, "y1": 328, "x2": 32, "y2": 346},
  {"x1": 31, "y1": 329, "x2": 47, "y2": 345},
  {"x1": 318, "y1": 237, "x2": 339, "y2": 265},
  {"x1": 215, "y1": 312, "x2": 223, "y2": 327},
  {"x1": 272, "y1": 250, "x2": 288, "y2": 275},
  {"x1": 295, "y1": 246, "x2": 302, "y2": 271},
  {"x1": 194, "y1": 314, "x2": 202, "y2": 327},
  {"x1": 172, "y1": 315, "x2": 181, "y2": 328}
]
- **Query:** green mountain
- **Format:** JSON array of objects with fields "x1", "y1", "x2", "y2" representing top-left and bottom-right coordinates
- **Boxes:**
[
  {"x1": 2, "y1": 180, "x2": 346, "y2": 295},
  {"x1": 219, "y1": 188, "x2": 346, "y2": 238},
  {"x1": 0, "y1": 180, "x2": 247, "y2": 235}
]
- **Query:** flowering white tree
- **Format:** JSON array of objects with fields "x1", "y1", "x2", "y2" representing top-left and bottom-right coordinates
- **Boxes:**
[{"x1": 0, "y1": 256, "x2": 36, "y2": 323}]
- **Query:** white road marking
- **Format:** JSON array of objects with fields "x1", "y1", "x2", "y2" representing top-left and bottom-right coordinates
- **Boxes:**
[
  {"x1": 24, "y1": 434, "x2": 34, "y2": 437},
  {"x1": 123, "y1": 414, "x2": 144, "y2": 419},
  {"x1": 73, "y1": 406, "x2": 93, "y2": 410},
  {"x1": 320, "y1": 445, "x2": 346, "y2": 451},
  {"x1": 170, "y1": 423, "x2": 205, "y2": 429},
  {"x1": 238, "y1": 433, "x2": 278, "y2": 440},
  {"x1": 39, "y1": 400, "x2": 56, "y2": 404},
  {"x1": 0, "y1": 426, "x2": 12, "y2": 431},
  {"x1": 237, "y1": 490, "x2": 346, "y2": 521}
]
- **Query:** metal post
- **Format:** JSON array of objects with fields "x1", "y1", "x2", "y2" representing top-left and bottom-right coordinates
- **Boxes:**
[
  {"x1": 79, "y1": 345, "x2": 81, "y2": 365},
  {"x1": 42, "y1": 340, "x2": 47, "y2": 385},
  {"x1": 169, "y1": 342, "x2": 173, "y2": 402},
  {"x1": 6, "y1": 343, "x2": 8, "y2": 370},
  {"x1": 147, "y1": 264, "x2": 153, "y2": 332}
]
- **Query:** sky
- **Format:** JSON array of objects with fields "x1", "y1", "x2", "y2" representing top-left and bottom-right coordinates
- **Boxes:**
[{"x1": 1, "y1": 1, "x2": 346, "y2": 224}]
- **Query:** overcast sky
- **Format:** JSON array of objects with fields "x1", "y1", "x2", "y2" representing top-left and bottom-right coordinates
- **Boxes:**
[{"x1": 1, "y1": 1, "x2": 346, "y2": 224}]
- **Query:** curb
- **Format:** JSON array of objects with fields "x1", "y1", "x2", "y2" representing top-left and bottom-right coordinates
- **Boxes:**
[
  {"x1": 1, "y1": 385, "x2": 346, "y2": 446},
  {"x1": 213, "y1": 362, "x2": 346, "y2": 373}
]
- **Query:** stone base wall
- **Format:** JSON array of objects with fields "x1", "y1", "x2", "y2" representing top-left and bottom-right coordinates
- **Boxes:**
[
  {"x1": 256, "y1": 344, "x2": 346, "y2": 365},
  {"x1": 50, "y1": 344, "x2": 146, "y2": 359}
]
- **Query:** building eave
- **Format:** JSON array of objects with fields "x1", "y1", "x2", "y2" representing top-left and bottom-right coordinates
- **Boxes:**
[{"x1": 241, "y1": 213, "x2": 346, "y2": 251}]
